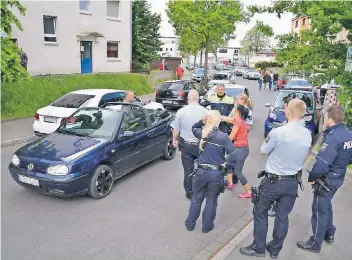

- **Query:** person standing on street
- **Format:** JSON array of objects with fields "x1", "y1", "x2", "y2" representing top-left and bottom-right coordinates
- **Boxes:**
[
  {"x1": 258, "y1": 71, "x2": 264, "y2": 91},
  {"x1": 176, "y1": 64, "x2": 184, "y2": 80},
  {"x1": 297, "y1": 106, "x2": 352, "y2": 253},
  {"x1": 185, "y1": 110, "x2": 238, "y2": 233},
  {"x1": 272, "y1": 72, "x2": 279, "y2": 91},
  {"x1": 269, "y1": 71, "x2": 273, "y2": 91},
  {"x1": 226, "y1": 104, "x2": 252, "y2": 198},
  {"x1": 263, "y1": 71, "x2": 271, "y2": 91},
  {"x1": 240, "y1": 99, "x2": 312, "y2": 258},
  {"x1": 170, "y1": 90, "x2": 208, "y2": 200}
]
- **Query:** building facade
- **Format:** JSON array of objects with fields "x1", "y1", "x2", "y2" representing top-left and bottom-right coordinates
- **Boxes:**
[
  {"x1": 158, "y1": 36, "x2": 180, "y2": 57},
  {"x1": 11, "y1": 0, "x2": 132, "y2": 75}
]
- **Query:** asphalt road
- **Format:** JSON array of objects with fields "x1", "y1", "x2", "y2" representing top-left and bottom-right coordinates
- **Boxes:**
[{"x1": 1, "y1": 76, "x2": 277, "y2": 260}]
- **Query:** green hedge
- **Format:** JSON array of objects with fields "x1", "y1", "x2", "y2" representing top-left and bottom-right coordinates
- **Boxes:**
[
  {"x1": 1, "y1": 73, "x2": 153, "y2": 120},
  {"x1": 255, "y1": 61, "x2": 284, "y2": 69}
]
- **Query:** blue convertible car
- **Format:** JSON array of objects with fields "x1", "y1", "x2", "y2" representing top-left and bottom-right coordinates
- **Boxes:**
[{"x1": 9, "y1": 103, "x2": 176, "y2": 199}]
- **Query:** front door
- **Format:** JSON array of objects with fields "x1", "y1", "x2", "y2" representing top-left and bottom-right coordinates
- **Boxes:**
[{"x1": 80, "y1": 41, "x2": 92, "y2": 74}]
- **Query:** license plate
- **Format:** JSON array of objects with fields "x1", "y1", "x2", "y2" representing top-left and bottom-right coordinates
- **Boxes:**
[
  {"x1": 44, "y1": 116, "x2": 57, "y2": 123},
  {"x1": 18, "y1": 174, "x2": 39, "y2": 186},
  {"x1": 162, "y1": 100, "x2": 173, "y2": 104}
]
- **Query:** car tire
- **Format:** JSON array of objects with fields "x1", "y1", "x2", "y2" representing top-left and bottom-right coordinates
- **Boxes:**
[
  {"x1": 88, "y1": 165, "x2": 114, "y2": 199},
  {"x1": 162, "y1": 138, "x2": 177, "y2": 160}
]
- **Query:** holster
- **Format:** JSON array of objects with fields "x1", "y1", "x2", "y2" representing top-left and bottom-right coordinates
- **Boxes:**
[
  {"x1": 312, "y1": 176, "x2": 330, "y2": 196},
  {"x1": 251, "y1": 186, "x2": 260, "y2": 204},
  {"x1": 178, "y1": 137, "x2": 184, "y2": 152}
]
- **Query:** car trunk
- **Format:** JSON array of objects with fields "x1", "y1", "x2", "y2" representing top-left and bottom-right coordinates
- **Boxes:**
[
  {"x1": 157, "y1": 83, "x2": 185, "y2": 99},
  {"x1": 36, "y1": 106, "x2": 78, "y2": 124}
]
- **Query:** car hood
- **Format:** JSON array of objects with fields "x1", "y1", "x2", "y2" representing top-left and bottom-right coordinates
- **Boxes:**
[
  {"x1": 16, "y1": 132, "x2": 107, "y2": 162},
  {"x1": 270, "y1": 109, "x2": 313, "y2": 123},
  {"x1": 37, "y1": 105, "x2": 77, "y2": 117},
  {"x1": 209, "y1": 80, "x2": 231, "y2": 85}
]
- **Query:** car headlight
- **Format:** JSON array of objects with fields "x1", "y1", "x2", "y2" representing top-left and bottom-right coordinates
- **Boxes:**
[
  {"x1": 269, "y1": 112, "x2": 277, "y2": 120},
  {"x1": 12, "y1": 154, "x2": 20, "y2": 166},
  {"x1": 303, "y1": 115, "x2": 312, "y2": 121},
  {"x1": 47, "y1": 165, "x2": 69, "y2": 176}
]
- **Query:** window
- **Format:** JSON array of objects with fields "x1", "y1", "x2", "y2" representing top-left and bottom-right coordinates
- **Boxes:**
[
  {"x1": 166, "y1": 48, "x2": 168, "y2": 51},
  {"x1": 170, "y1": 48, "x2": 173, "y2": 51},
  {"x1": 52, "y1": 93, "x2": 95, "y2": 108},
  {"x1": 107, "y1": 0, "x2": 120, "y2": 18},
  {"x1": 219, "y1": 49, "x2": 227, "y2": 53},
  {"x1": 303, "y1": 18, "x2": 306, "y2": 25},
  {"x1": 119, "y1": 106, "x2": 149, "y2": 135},
  {"x1": 107, "y1": 41, "x2": 119, "y2": 58},
  {"x1": 43, "y1": 16, "x2": 57, "y2": 42},
  {"x1": 79, "y1": 0, "x2": 89, "y2": 11},
  {"x1": 295, "y1": 20, "x2": 299, "y2": 28},
  {"x1": 213, "y1": 74, "x2": 229, "y2": 80},
  {"x1": 160, "y1": 83, "x2": 184, "y2": 91},
  {"x1": 273, "y1": 91, "x2": 313, "y2": 111},
  {"x1": 159, "y1": 48, "x2": 163, "y2": 51},
  {"x1": 99, "y1": 92, "x2": 125, "y2": 107}
]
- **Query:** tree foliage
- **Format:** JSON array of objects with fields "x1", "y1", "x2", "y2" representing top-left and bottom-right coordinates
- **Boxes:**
[
  {"x1": 249, "y1": 1, "x2": 352, "y2": 127},
  {"x1": 1, "y1": 0, "x2": 29, "y2": 83},
  {"x1": 166, "y1": 0, "x2": 245, "y2": 77},
  {"x1": 240, "y1": 20, "x2": 273, "y2": 55},
  {"x1": 254, "y1": 61, "x2": 283, "y2": 69},
  {"x1": 132, "y1": 0, "x2": 162, "y2": 72}
]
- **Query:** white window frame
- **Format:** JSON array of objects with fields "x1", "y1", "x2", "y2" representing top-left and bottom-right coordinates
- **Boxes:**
[
  {"x1": 107, "y1": 41, "x2": 119, "y2": 60},
  {"x1": 79, "y1": 0, "x2": 90, "y2": 11},
  {"x1": 43, "y1": 16, "x2": 57, "y2": 43},
  {"x1": 106, "y1": 0, "x2": 120, "y2": 20}
]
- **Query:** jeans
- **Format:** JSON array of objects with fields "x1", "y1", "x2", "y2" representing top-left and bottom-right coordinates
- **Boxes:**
[
  {"x1": 269, "y1": 81, "x2": 272, "y2": 90},
  {"x1": 258, "y1": 80, "x2": 263, "y2": 90},
  {"x1": 273, "y1": 81, "x2": 278, "y2": 91}
]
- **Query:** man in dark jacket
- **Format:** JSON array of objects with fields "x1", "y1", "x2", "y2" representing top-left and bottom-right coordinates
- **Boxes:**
[{"x1": 263, "y1": 71, "x2": 271, "y2": 91}]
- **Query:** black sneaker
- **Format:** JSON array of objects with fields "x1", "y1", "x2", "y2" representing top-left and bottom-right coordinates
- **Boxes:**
[
  {"x1": 239, "y1": 245, "x2": 265, "y2": 257},
  {"x1": 266, "y1": 244, "x2": 278, "y2": 259},
  {"x1": 324, "y1": 235, "x2": 334, "y2": 244},
  {"x1": 296, "y1": 241, "x2": 320, "y2": 253}
]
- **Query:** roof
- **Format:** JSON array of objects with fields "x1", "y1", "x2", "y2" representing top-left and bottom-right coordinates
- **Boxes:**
[
  {"x1": 281, "y1": 87, "x2": 314, "y2": 92},
  {"x1": 216, "y1": 71, "x2": 231, "y2": 75},
  {"x1": 288, "y1": 78, "x2": 309, "y2": 81},
  {"x1": 70, "y1": 89, "x2": 124, "y2": 95}
]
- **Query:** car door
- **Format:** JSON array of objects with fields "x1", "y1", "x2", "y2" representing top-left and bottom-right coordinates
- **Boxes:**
[{"x1": 113, "y1": 106, "x2": 149, "y2": 176}]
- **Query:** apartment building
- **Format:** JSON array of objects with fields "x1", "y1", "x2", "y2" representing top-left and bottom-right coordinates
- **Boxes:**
[
  {"x1": 158, "y1": 36, "x2": 180, "y2": 57},
  {"x1": 11, "y1": 0, "x2": 132, "y2": 75}
]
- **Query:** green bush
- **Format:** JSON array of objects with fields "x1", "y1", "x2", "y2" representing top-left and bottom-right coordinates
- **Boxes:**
[
  {"x1": 255, "y1": 61, "x2": 284, "y2": 69},
  {"x1": 1, "y1": 73, "x2": 153, "y2": 120}
]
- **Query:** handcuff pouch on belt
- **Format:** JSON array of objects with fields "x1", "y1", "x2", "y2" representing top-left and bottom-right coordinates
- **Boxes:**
[
  {"x1": 312, "y1": 175, "x2": 330, "y2": 196},
  {"x1": 251, "y1": 171, "x2": 267, "y2": 204}
]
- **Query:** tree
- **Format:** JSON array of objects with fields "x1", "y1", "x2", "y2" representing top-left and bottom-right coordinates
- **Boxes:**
[
  {"x1": 249, "y1": 1, "x2": 352, "y2": 127},
  {"x1": 132, "y1": 0, "x2": 162, "y2": 72},
  {"x1": 1, "y1": 0, "x2": 29, "y2": 83},
  {"x1": 240, "y1": 21, "x2": 273, "y2": 55},
  {"x1": 167, "y1": 0, "x2": 245, "y2": 78}
]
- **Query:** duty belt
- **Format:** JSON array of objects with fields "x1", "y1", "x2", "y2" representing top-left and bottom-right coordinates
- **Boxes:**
[
  {"x1": 198, "y1": 164, "x2": 225, "y2": 172},
  {"x1": 267, "y1": 172, "x2": 298, "y2": 180},
  {"x1": 184, "y1": 140, "x2": 199, "y2": 145}
]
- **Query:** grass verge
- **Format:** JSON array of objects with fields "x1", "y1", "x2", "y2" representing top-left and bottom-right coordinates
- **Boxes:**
[{"x1": 1, "y1": 73, "x2": 153, "y2": 120}]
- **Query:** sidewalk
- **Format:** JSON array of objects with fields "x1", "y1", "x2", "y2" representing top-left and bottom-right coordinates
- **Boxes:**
[{"x1": 212, "y1": 172, "x2": 352, "y2": 260}]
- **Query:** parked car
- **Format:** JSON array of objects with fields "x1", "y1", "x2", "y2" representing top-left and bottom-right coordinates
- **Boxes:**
[
  {"x1": 208, "y1": 71, "x2": 235, "y2": 87},
  {"x1": 285, "y1": 78, "x2": 312, "y2": 89},
  {"x1": 191, "y1": 67, "x2": 207, "y2": 82},
  {"x1": 9, "y1": 104, "x2": 176, "y2": 199},
  {"x1": 264, "y1": 88, "x2": 322, "y2": 139},
  {"x1": 242, "y1": 68, "x2": 261, "y2": 79},
  {"x1": 278, "y1": 73, "x2": 300, "y2": 89},
  {"x1": 33, "y1": 89, "x2": 163, "y2": 137},
  {"x1": 155, "y1": 80, "x2": 207, "y2": 108},
  {"x1": 234, "y1": 66, "x2": 246, "y2": 76}
]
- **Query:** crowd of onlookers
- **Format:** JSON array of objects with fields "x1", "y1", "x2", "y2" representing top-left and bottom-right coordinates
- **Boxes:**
[{"x1": 257, "y1": 70, "x2": 279, "y2": 91}]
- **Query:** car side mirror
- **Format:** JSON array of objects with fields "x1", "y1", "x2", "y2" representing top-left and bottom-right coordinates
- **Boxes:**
[{"x1": 265, "y1": 103, "x2": 271, "y2": 107}]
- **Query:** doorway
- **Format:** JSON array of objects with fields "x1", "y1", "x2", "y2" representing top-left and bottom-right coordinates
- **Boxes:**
[{"x1": 80, "y1": 41, "x2": 92, "y2": 74}]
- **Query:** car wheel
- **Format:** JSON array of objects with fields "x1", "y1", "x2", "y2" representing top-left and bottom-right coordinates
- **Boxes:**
[
  {"x1": 88, "y1": 165, "x2": 114, "y2": 199},
  {"x1": 162, "y1": 138, "x2": 176, "y2": 160}
]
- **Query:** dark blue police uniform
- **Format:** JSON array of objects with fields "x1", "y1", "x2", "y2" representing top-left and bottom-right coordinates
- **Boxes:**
[
  {"x1": 297, "y1": 123, "x2": 352, "y2": 253},
  {"x1": 185, "y1": 120, "x2": 237, "y2": 233}
]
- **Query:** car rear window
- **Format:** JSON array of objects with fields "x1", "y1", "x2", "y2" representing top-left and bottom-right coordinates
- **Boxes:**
[
  {"x1": 248, "y1": 69, "x2": 257, "y2": 72},
  {"x1": 287, "y1": 80, "x2": 310, "y2": 87},
  {"x1": 273, "y1": 91, "x2": 313, "y2": 111},
  {"x1": 213, "y1": 74, "x2": 229, "y2": 80},
  {"x1": 160, "y1": 83, "x2": 184, "y2": 91},
  {"x1": 52, "y1": 93, "x2": 95, "y2": 108}
]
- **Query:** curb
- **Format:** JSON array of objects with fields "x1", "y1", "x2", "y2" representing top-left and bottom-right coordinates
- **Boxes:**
[{"x1": 1, "y1": 135, "x2": 37, "y2": 148}]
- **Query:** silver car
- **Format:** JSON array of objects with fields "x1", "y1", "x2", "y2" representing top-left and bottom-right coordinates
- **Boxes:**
[
  {"x1": 235, "y1": 66, "x2": 246, "y2": 76},
  {"x1": 242, "y1": 68, "x2": 261, "y2": 79}
]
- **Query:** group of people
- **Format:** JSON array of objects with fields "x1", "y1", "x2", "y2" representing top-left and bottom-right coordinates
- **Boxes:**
[
  {"x1": 258, "y1": 70, "x2": 279, "y2": 91},
  {"x1": 169, "y1": 84, "x2": 352, "y2": 258}
]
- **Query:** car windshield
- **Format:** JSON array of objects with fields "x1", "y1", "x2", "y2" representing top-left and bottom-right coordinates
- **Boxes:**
[
  {"x1": 248, "y1": 69, "x2": 257, "y2": 73},
  {"x1": 160, "y1": 82, "x2": 184, "y2": 91},
  {"x1": 287, "y1": 80, "x2": 310, "y2": 87},
  {"x1": 213, "y1": 74, "x2": 229, "y2": 80},
  {"x1": 58, "y1": 108, "x2": 122, "y2": 139},
  {"x1": 195, "y1": 68, "x2": 204, "y2": 75},
  {"x1": 206, "y1": 87, "x2": 242, "y2": 99},
  {"x1": 272, "y1": 91, "x2": 313, "y2": 111},
  {"x1": 52, "y1": 93, "x2": 95, "y2": 108}
]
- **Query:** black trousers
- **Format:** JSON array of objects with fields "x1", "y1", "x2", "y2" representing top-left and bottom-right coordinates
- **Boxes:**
[
  {"x1": 180, "y1": 143, "x2": 199, "y2": 195},
  {"x1": 252, "y1": 178, "x2": 298, "y2": 255}
]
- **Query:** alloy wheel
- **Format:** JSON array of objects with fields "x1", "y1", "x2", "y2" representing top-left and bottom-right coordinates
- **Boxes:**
[
  {"x1": 95, "y1": 170, "x2": 113, "y2": 196},
  {"x1": 167, "y1": 140, "x2": 176, "y2": 157}
]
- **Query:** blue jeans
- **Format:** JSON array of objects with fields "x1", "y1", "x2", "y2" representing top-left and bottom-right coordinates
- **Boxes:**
[
  {"x1": 273, "y1": 81, "x2": 278, "y2": 91},
  {"x1": 269, "y1": 81, "x2": 272, "y2": 90},
  {"x1": 258, "y1": 79, "x2": 263, "y2": 90}
]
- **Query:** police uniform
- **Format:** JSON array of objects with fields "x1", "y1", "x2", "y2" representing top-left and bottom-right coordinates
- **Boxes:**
[
  {"x1": 297, "y1": 123, "x2": 352, "y2": 253},
  {"x1": 207, "y1": 94, "x2": 234, "y2": 133},
  {"x1": 185, "y1": 120, "x2": 237, "y2": 233},
  {"x1": 170, "y1": 103, "x2": 208, "y2": 199},
  {"x1": 240, "y1": 121, "x2": 312, "y2": 258}
]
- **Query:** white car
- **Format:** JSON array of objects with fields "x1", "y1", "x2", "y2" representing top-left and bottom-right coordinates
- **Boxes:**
[
  {"x1": 242, "y1": 68, "x2": 261, "y2": 79},
  {"x1": 235, "y1": 66, "x2": 246, "y2": 76},
  {"x1": 33, "y1": 89, "x2": 164, "y2": 136},
  {"x1": 208, "y1": 71, "x2": 235, "y2": 87}
]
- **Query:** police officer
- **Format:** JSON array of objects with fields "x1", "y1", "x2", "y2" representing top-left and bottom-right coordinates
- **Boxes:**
[
  {"x1": 207, "y1": 84, "x2": 234, "y2": 133},
  {"x1": 240, "y1": 99, "x2": 312, "y2": 258},
  {"x1": 185, "y1": 110, "x2": 238, "y2": 233},
  {"x1": 297, "y1": 106, "x2": 352, "y2": 253},
  {"x1": 170, "y1": 90, "x2": 208, "y2": 200}
]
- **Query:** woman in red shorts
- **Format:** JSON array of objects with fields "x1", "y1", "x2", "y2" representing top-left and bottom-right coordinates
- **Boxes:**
[{"x1": 226, "y1": 104, "x2": 252, "y2": 198}]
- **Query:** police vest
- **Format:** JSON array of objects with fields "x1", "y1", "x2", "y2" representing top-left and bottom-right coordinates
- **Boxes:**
[{"x1": 207, "y1": 94, "x2": 234, "y2": 104}]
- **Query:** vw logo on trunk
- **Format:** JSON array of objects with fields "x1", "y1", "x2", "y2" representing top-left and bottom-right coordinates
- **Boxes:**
[{"x1": 27, "y1": 163, "x2": 34, "y2": 171}]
